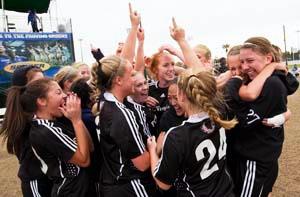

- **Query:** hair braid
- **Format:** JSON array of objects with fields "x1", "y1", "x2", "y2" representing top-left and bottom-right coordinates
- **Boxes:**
[{"x1": 178, "y1": 68, "x2": 238, "y2": 130}]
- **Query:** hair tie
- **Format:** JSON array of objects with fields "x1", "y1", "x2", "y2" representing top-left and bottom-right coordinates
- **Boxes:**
[
  {"x1": 188, "y1": 74, "x2": 198, "y2": 80},
  {"x1": 97, "y1": 61, "x2": 111, "y2": 90},
  {"x1": 243, "y1": 42, "x2": 259, "y2": 47}
]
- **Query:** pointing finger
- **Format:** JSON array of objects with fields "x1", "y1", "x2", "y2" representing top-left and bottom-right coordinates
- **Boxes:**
[
  {"x1": 129, "y1": 3, "x2": 133, "y2": 14},
  {"x1": 172, "y1": 17, "x2": 177, "y2": 28}
]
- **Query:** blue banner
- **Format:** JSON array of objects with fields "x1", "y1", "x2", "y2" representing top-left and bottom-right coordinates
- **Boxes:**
[
  {"x1": 0, "y1": 33, "x2": 72, "y2": 40},
  {"x1": 0, "y1": 32, "x2": 75, "y2": 107}
]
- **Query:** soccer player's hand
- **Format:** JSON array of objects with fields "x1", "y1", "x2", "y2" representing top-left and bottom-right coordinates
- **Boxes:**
[
  {"x1": 60, "y1": 93, "x2": 82, "y2": 123},
  {"x1": 129, "y1": 3, "x2": 140, "y2": 28},
  {"x1": 147, "y1": 136, "x2": 157, "y2": 153},
  {"x1": 169, "y1": 17, "x2": 185, "y2": 42}
]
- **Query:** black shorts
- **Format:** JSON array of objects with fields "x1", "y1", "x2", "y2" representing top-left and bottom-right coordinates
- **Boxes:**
[
  {"x1": 261, "y1": 161, "x2": 278, "y2": 196},
  {"x1": 101, "y1": 179, "x2": 156, "y2": 197},
  {"x1": 21, "y1": 179, "x2": 52, "y2": 197},
  {"x1": 234, "y1": 157, "x2": 278, "y2": 197},
  {"x1": 87, "y1": 182, "x2": 101, "y2": 197}
]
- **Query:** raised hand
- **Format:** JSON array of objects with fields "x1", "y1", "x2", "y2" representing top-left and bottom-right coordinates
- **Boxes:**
[
  {"x1": 145, "y1": 96, "x2": 159, "y2": 107},
  {"x1": 90, "y1": 44, "x2": 98, "y2": 52},
  {"x1": 129, "y1": 3, "x2": 140, "y2": 28},
  {"x1": 169, "y1": 17, "x2": 185, "y2": 42}
]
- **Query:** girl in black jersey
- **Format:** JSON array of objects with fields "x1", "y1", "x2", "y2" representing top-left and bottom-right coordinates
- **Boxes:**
[
  {"x1": 224, "y1": 45, "x2": 294, "y2": 196},
  {"x1": 96, "y1": 55, "x2": 156, "y2": 197},
  {"x1": 232, "y1": 37, "x2": 298, "y2": 197},
  {"x1": 125, "y1": 72, "x2": 153, "y2": 138},
  {"x1": 159, "y1": 80, "x2": 186, "y2": 134},
  {"x1": 2, "y1": 78, "x2": 92, "y2": 197},
  {"x1": 146, "y1": 50, "x2": 176, "y2": 136},
  {"x1": 223, "y1": 37, "x2": 297, "y2": 196},
  {"x1": 70, "y1": 78, "x2": 101, "y2": 197},
  {"x1": 0, "y1": 65, "x2": 52, "y2": 197},
  {"x1": 147, "y1": 19, "x2": 237, "y2": 197},
  {"x1": 148, "y1": 67, "x2": 237, "y2": 197}
]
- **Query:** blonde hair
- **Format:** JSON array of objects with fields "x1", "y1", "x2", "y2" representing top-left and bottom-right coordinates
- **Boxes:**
[
  {"x1": 227, "y1": 45, "x2": 242, "y2": 57},
  {"x1": 90, "y1": 62, "x2": 101, "y2": 103},
  {"x1": 91, "y1": 55, "x2": 128, "y2": 115},
  {"x1": 177, "y1": 68, "x2": 237, "y2": 129},
  {"x1": 54, "y1": 66, "x2": 79, "y2": 89},
  {"x1": 72, "y1": 62, "x2": 88, "y2": 69},
  {"x1": 193, "y1": 44, "x2": 211, "y2": 61},
  {"x1": 95, "y1": 55, "x2": 128, "y2": 91}
]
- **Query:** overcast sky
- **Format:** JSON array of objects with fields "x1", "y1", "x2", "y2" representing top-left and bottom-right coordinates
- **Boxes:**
[{"x1": 4, "y1": 0, "x2": 300, "y2": 64}]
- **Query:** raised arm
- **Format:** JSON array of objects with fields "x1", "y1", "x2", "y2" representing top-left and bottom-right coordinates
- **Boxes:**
[
  {"x1": 120, "y1": 3, "x2": 140, "y2": 63},
  {"x1": 169, "y1": 18, "x2": 204, "y2": 69},
  {"x1": 159, "y1": 44, "x2": 185, "y2": 62},
  {"x1": 90, "y1": 44, "x2": 104, "y2": 62},
  {"x1": 239, "y1": 62, "x2": 287, "y2": 101},
  {"x1": 135, "y1": 28, "x2": 145, "y2": 72}
]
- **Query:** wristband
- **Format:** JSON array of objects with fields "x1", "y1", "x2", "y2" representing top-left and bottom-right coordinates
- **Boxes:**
[{"x1": 267, "y1": 114, "x2": 285, "y2": 127}]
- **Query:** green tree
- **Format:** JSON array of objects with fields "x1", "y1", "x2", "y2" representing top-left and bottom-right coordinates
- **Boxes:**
[{"x1": 222, "y1": 44, "x2": 230, "y2": 53}]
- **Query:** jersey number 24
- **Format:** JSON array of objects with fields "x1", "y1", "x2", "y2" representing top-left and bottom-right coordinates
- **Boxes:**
[{"x1": 195, "y1": 128, "x2": 226, "y2": 179}]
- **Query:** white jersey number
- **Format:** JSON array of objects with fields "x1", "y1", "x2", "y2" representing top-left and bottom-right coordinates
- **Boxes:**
[{"x1": 195, "y1": 128, "x2": 226, "y2": 179}]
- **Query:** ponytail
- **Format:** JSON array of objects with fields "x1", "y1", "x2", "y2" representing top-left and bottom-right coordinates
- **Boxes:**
[
  {"x1": 0, "y1": 86, "x2": 31, "y2": 155},
  {"x1": 0, "y1": 78, "x2": 53, "y2": 156}
]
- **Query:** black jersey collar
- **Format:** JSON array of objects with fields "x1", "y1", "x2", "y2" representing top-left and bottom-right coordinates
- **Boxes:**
[
  {"x1": 186, "y1": 112, "x2": 209, "y2": 123},
  {"x1": 104, "y1": 92, "x2": 125, "y2": 107},
  {"x1": 126, "y1": 96, "x2": 144, "y2": 107}
]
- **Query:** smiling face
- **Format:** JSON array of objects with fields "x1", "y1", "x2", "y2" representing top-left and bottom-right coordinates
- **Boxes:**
[
  {"x1": 168, "y1": 83, "x2": 184, "y2": 116},
  {"x1": 39, "y1": 81, "x2": 67, "y2": 119},
  {"x1": 156, "y1": 54, "x2": 175, "y2": 83},
  {"x1": 227, "y1": 54, "x2": 242, "y2": 76},
  {"x1": 240, "y1": 48, "x2": 271, "y2": 80},
  {"x1": 132, "y1": 73, "x2": 149, "y2": 104}
]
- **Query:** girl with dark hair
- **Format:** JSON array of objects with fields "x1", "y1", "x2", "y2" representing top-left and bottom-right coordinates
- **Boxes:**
[
  {"x1": 1, "y1": 66, "x2": 49, "y2": 197},
  {"x1": 1, "y1": 78, "x2": 91, "y2": 197},
  {"x1": 70, "y1": 78, "x2": 102, "y2": 197}
]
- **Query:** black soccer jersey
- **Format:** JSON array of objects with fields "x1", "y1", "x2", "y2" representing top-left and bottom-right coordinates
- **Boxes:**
[
  {"x1": 234, "y1": 75, "x2": 288, "y2": 162},
  {"x1": 148, "y1": 80, "x2": 170, "y2": 136},
  {"x1": 159, "y1": 106, "x2": 186, "y2": 133},
  {"x1": 154, "y1": 114, "x2": 234, "y2": 197},
  {"x1": 125, "y1": 96, "x2": 152, "y2": 139},
  {"x1": 99, "y1": 93, "x2": 153, "y2": 188},
  {"x1": 274, "y1": 71, "x2": 299, "y2": 95},
  {"x1": 17, "y1": 124, "x2": 51, "y2": 181},
  {"x1": 29, "y1": 118, "x2": 88, "y2": 197},
  {"x1": 17, "y1": 124, "x2": 52, "y2": 197}
]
